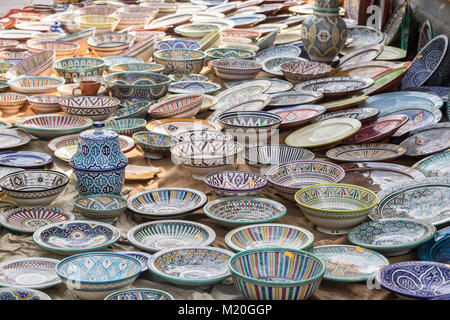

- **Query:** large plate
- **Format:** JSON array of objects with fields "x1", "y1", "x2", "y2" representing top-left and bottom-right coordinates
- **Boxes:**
[
  {"x1": 399, "y1": 123, "x2": 450, "y2": 157},
  {"x1": 146, "y1": 118, "x2": 222, "y2": 136},
  {"x1": 211, "y1": 80, "x2": 271, "y2": 111},
  {"x1": 0, "y1": 151, "x2": 53, "y2": 168},
  {"x1": 326, "y1": 143, "x2": 407, "y2": 163},
  {"x1": 294, "y1": 77, "x2": 374, "y2": 97},
  {"x1": 338, "y1": 44, "x2": 384, "y2": 67},
  {"x1": 0, "y1": 129, "x2": 31, "y2": 150},
  {"x1": 267, "y1": 90, "x2": 323, "y2": 107},
  {"x1": 411, "y1": 150, "x2": 450, "y2": 177}
]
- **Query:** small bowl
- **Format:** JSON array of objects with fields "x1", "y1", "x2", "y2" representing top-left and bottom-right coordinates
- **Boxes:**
[
  {"x1": 26, "y1": 40, "x2": 80, "y2": 59},
  {"x1": 241, "y1": 145, "x2": 315, "y2": 170},
  {"x1": 87, "y1": 32, "x2": 136, "y2": 57},
  {"x1": 104, "y1": 118, "x2": 147, "y2": 136},
  {"x1": 168, "y1": 81, "x2": 221, "y2": 95},
  {"x1": 0, "y1": 288, "x2": 51, "y2": 300},
  {"x1": 104, "y1": 288, "x2": 173, "y2": 300},
  {"x1": 56, "y1": 252, "x2": 141, "y2": 300},
  {"x1": 5, "y1": 50, "x2": 55, "y2": 79},
  {"x1": 262, "y1": 56, "x2": 303, "y2": 76},
  {"x1": 27, "y1": 94, "x2": 61, "y2": 114},
  {"x1": 74, "y1": 15, "x2": 120, "y2": 33},
  {"x1": 111, "y1": 101, "x2": 151, "y2": 120},
  {"x1": 108, "y1": 62, "x2": 164, "y2": 73},
  {"x1": 205, "y1": 48, "x2": 256, "y2": 62},
  {"x1": 33, "y1": 220, "x2": 121, "y2": 255},
  {"x1": 127, "y1": 220, "x2": 216, "y2": 253},
  {"x1": 229, "y1": 248, "x2": 325, "y2": 300},
  {"x1": 73, "y1": 194, "x2": 128, "y2": 220},
  {"x1": 204, "y1": 170, "x2": 268, "y2": 197},
  {"x1": 153, "y1": 49, "x2": 206, "y2": 75},
  {"x1": 7, "y1": 76, "x2": 65, "y2": 94},
  {"x1": 225, "y1": 223, "x2": 314, "y2": 252},
  {"x1": 133, "y1": 131, "x2": 177, "y2": 159},
  {"x1": 203, "y1": 196, "x2": 287, "y2": 227},
  {"x1": 376, "y1": 261, "x2": 450, "y2": 299},
  {"x1": 348, "y1": 218, "x2": 436, "y2": 256},
  {"x1": 127, "y1": 188, "x2": 208, "y2": 219},
  {"x1": 0, "y1": 93, "x2": 27, "y2": 114},
  {"x1": 266, "y1": 160, "x2": 345, "y2": 200},
  {"x1": 148, "y1": 246, "x2": 233, "y2": 287},
  {"x1": 58, "y1": 96, "x2": 121, "y2": 121},
  {"x1": 295, "y1": 183, "x2": 379, "y2": 235},
  {"x1": 148, "y1": 93, "x2": 203, "y2": 119},
  {"x1": 0, "y1": 170, "x2": 69, "y2": 206},
  {"x1": 176, "y1": 129, "x2": 232, "y2": 142},
  {"x1": 210, "y1": 58, "x2": 262, "y2": 80},
  {"x1": 54, "y1": 57, "x2": 105, "y2": 83},
  {"x1": 281, "y1": 60, "x2": 334, "y2": 84}
]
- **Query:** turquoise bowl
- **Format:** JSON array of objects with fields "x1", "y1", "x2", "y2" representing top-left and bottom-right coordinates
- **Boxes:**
[
  {"x1": 111, "y1": 101, "x2": 152, "y2": 120},
  {"x1": 56, "y1": 252, "x2": 141, "y2": 300},
  {"x1": 153, "y1": 49, "x2": 206, "y2": 75},
  {"x1": 229, "y1": 248, "x2": 325, "y2": 300},
  {"x1": 133, "y1": 131, "x2": 177, "y2": 159},
  {"x1": 348, "y1": 218, "x2": 436, "y2": 256},
  {"x1": 205, "y1": 48, "x2": 256, "y2": 62},
  {"x1": 104, "y1": 288, "x2": 174, "y2": 300},
  {"x1": 148, "y1": 246, "x2": 234, "y2": 286},
  {"x1": 54, "y1": 57, "x2": 105, "y2": 83},
  {"x1": 0, "y1": 288, "x2": 51, "y2": 300},
  {"x1": 104, "y1": 118, "x2": 147, "y2": 136},
  {"x1": 225, "y1": 223, "x2": 314, "y2": 252},
  {"x1": 73, "y1": 194, "x2": 128, "y2": 220},
  {"x1": 127, "y1": 220, "x2": 216, "y2": 253},
  {"x1": 109, "y1": 62, "x2": 165, "y2": 73}
]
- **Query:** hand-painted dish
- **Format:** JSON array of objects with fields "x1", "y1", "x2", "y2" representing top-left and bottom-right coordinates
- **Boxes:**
[
  {"x1": 148, "y1": 93, "x2": 204, "y2": 119},
  {"x1": 0, "y1": 129, "x2": 31, "y2": 150},
  {"x1": 114, "y1": 251, "x2": 153, "y2": 273},
  {"x1": 209, "y1": 58, "x2": 262, "y2": 80},
  {"x1": 58, "y1": 96, "x2": 120, "y2": 121},
  {"x1": 212, "y1": 80, "x2": 271, "y2": 111},
  {"x1": 363, "y1": 62, "x2": 411, "y2": 96},
  {"x1": 312, "y1": 107, "x2": 380, "y2": 124},
  {"x1": 0, "y1": 287, "x2": 51, "y2": 300},
  {"x1": 399, "y1": 123, "x2": 450, "y2": 157},
  {"x1": 411, "y1": 150, "x2": 450, "y2": 177},
  {"x1": 262, "y1": 56, "x2": 303, "y2": 76},
  {"x1": 280, "y1": 60, "x2": 333, "y2": 84},
  {"x1": 26, "y1": 94, "x2": 61, "y2": 114},
  {"x1": 348, "y1": 218, "x2": 436, "y2": 256},
  {"x1": 344, "y1": 26, "x2": 385, "y2": 52},
  {"x1": 341, "y1": 114, "x2": 409, "y2": 144},
  {"x1": 333, "y1": 61, "x2": 397, "y2": 78},
  {"x1": 7, "y1": 76, "x2": 65, "y2": 94},
  {"x1": 285, "y1": 118, "x2": 362, "y2": 149},
  {"x1": 376, "y1": 261, "x2": 450, "y2": 299},
  {"x1": 47, "y1": 134, "x2": 135, "y2": 155},
  {"x1": 267, "y1": 91, "x2": 323, "y2": 107},
  {"x1": 104, "y1": 288, "x2": 174, "y2": 300},
  {"x1": 204, "y1": 170, "x2": 268, "y2": 197},
  {"x1": 311, "y1": 245, "x2": 389, "y2": 282},
  {"x1": 321, "y1": 95, "x2": 369, "y2": 111},
  {"x1": 376, "y1": 46, "x2": 407, "y2": 61},
  {"x1": 133, "y1": 131, "x2": 176, "y2": 160},
  {"x1": 417, "y1": 226, "x2": 450, "y2": 263},
  {"x1": 326, "y1": 143, "x2": 407, "y2": 162},
  {"x1": 155, "y1": 39, "x2": 201, "y2": 51},
  {"x1": 224, "y1": 78, "x2": 292, "y2": 94},
  {"x1": 168, "y1": 81, "x2": 221, "y2": 94},
  {"x1": 73, "y1": 194, "x2": 128, "y2": 220},
  {"x1": 225, "y1": 223, "x2": 314, "y2": 252},
  {"x1": 127, "y1": 220, "x2": 216, "y2": 253},
  {"x1": 255, "y1": 44, "x2": 301, "y2": 63},
  {"x1": 373, "y1": 177, "x2": 450, "y2": 226},
  {"x1": 0, "y1": 151, "x2": 53, "y2": 168},
  {"x1": 169, "y1": 73, "x2": 209, "y2": 82},
  {"x1": 175, "y1": 129, "x2": 231, "y2": 142},
  {"x1": 270, "y1": 105, "x2": 327, "y2": 129},
  {"x1": 294, "y1": 77, "x2": 374, "y2": 97},
  {"x1": 242, "y1": 145, "x2": 315, "y2": 169},
  {"x1": 338, "y1": 44, "x2": 384, "y2": 67},
  {"x1": 111, "y1": 101, "x2": 151, "y2": 120},
  {"x1": 146, "y1": 118, "x2": 222, "y2": 137}
]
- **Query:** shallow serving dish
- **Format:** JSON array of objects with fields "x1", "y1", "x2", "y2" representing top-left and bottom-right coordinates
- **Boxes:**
[
  {"x1": 133, "y1": 131, "x2": 177, "y2": 160},
  {"x1": 0, "y1": 287, "x2": 51, "y2": 300},
  {"x1": 73, "y1": 194, "x2": 128, "y2": 220},
  {"x1": 104, "y1": 288, "x2": 174, "y2": 300},
  {"x1": 148, "y1": 93, "x2": 203, "y2": 119},
  {"x1": 241, "y1": 145, "x2": 315, "y2": 170},
  {"x1": 54, "y1": 57, "x2": 105, "y2": 83},
  {"x1": 204, "y1": 170, "x2": 268, "y2": 197},
  {"x1": 104, "y1": 118, "x2": 147, "y2": 136},
  {"x1": 26, "y1": 94, "x2": 61, "y2": 114}
]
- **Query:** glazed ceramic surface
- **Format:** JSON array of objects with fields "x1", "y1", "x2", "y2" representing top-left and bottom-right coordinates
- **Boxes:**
[
  {"x1": 338, "y1": 44, "x2": 384, "y2": 68},
  {"x1": 115, "y1": 251, "x2": 153, "y2": 273},
  {"x1": 73, "y1": 194, "x2": 128, "y2": 220},
  {"x1": 26, "y1": 94, "x2": 61, "y2": 114},
  {"x1": 242, "y1": 145, "x2": 315, "y2": 169},
  {"x1": 7, "y1": 76, "x2": 65, "y2": 94},
  {"x1": 294, "y1": 77, "x2": 374, "y2": 97},
  {"x1": 204, "y1": 170, "x2": 267, "y2": 197},
  {"x1": 400, "y1": 124, "x2": 450, "y2": 157},
  {"x1": 47, "y1": 134, "x2": 135, "y2": 155},
  {"x1": 33, "y1": 221, "x2": 121, "y2": 255},
  {"x1": 0, "y1": 129, "x2": 31, "y2": 150},
  {"x1": 168, "y1": 81, "x2": 221, "y2": 95},
  {"x1": 147, "y1": 118, "x2": 222, "y2": 137},
  {"x1": 225, "y1": 78, "x2": 292, "y2": 94},
  {"x1": 280, "y1": 60, "x2": 333, "y2": 84},
  {"x1": 313, "y1": 107, "x2": 379, "y2": 123},
  {"x1": 326, "y1": 143, "x2": 407, "y2": 162},
  {"x1": 210, "y1": 58, "x2": 262, "y2": 80},
  {"x1": 127, "y1": 220, "x2": 216, "y2": 253},
  {"x1": 104, "y1": 288, "x2": 174, "y2": 300},
  {"x1": 417, "y1": 226, "x2": 450, "y2": 263},
  {"x1": 262, "y1": 56, "x2": 303, "y2": 76},
  {"x1": 321, "y1": 95, "x2": 369, "y2": 111},
  {"x1": 205, "y1": 47, "x2": 255, "y2": 61},
  {"x1": 344, "y1": 25, "x2": 384, "y2": 52},
  {"x1": 111, "y1": 101, "x2": 151, "y2": 120},
  {"x1": 58, "y1": 96, "x2": 120, "y2": 121},
  {"x1": 412, "y1": 150, "x2": 450, "y2": 177},
  {"x1": 5, "y1": 50, "x2": 55, "y2": 80},
  {"x1": 102, "y1": 56, "x2": 143, "y2": 68},
  {"x1": 155, "y1": 39, "x2": 201, "y2": 51},
  {"x1": 0, "y1": 287, "x2": 51, "y2": 300},
  {"x1": 267, "y1": 91, "x2": 323, "y2": 107},
  {"x1": 153, "y1": 49, "x2": 206, "y2": 75},
  {"x1": 176, "y1": 130, "x2": 232, "y2": 142},
  {"x1": 0, "y1": 151, "x2": 52, "y2": 169},
  {"x1": 255, "y1": 44, "x2": 301, "y2": 63},
  {"x1": 169, "y1": 73, "x2": 209, "y2": 82},
  {"x1": 109, "y1": 63, "x2": 164, "y2": 74},
  {"x1": 217, "y1": 111, "x2": 282, "y2": 135},
  {"x1": 148, "y1": 94, "x2": 204, "y2": 119},
  {"x1": 270, "y1": 105, "x2": 327, "y2": 129},
  {"x1": 54, "y1": 57, "x2": 105, "y2": 83},
  {"x1": 211, "y1": 80, "x2": 271, "y2": 111},
  {"x1": 133, "y1": 131, "x2": 177, "y2": 159},
  {"x1": 311, "y1": 245, "x2": 389, "y2": 282},
  {"x1": 104, "y1": 118, "x2": 147, "y2": 136},
  {"x1": 377, "y1": 46, "x2": 407, "y2": 61}
]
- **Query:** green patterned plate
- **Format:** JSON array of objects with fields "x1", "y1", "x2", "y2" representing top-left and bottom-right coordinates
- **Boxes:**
[{"x1": 411, "y1": 150, "x2": 450, "y2": 177}]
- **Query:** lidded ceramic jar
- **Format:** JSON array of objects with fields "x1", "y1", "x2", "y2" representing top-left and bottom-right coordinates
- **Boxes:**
[
  {"x1": 301, "y1": 0, "x2": 347, "y2": 63},
  {"x1": 70, "y1": 122, "x2": 128, "y2": 195}
]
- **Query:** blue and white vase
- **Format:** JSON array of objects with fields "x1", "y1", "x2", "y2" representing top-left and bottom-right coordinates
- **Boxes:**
[{"x1": 70, "y1": 122, "x2": 128, "y2": 195}]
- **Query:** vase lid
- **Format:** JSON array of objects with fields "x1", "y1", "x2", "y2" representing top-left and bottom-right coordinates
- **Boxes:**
[{"x1": 79, "y1": 122, "x2": 118, "y2": 141}]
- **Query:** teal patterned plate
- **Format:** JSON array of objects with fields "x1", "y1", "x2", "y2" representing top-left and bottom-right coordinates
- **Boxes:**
[
  {"x1": 411, "y1": 150, "x2": 450, "y2": 177},
  {"x1": 311, "y1": 245, "x2": 389, "y2": 282}
]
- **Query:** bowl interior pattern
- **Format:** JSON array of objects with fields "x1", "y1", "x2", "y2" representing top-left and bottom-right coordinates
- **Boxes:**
[{"x1": 204, "y1": 170, "x2": 267, "y2": 191}]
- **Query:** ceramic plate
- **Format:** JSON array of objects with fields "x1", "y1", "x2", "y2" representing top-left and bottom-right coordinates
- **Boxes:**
[
  {"x1": 226, "y1": 14, "x2": 266, "y2": 28},
  {"x1": 311, "y1": 245, "x2": 389, "y2": 282},
  {"x1": 402, "y1": 86, "x2": 449, "y2": 103},
  {"x1": 0, "y1": 257, "x2": 61, "y2": 289},
  {"x1": 0, "y1": 151, "x2": 53, "y2": 168},
  {"x1": 321, "y1": 95, "x2": 370, "y2": 111},
  {"x1": 206, "y1": 95, "x2": 271, "y2": 122},
  {"x1": 285, "y1": 118, "x2": 362, "y2": 149},
  {"x1": 262, "y1": 56, "x2": 303, "y2": 76},
  {"x1": 383, "y1": 4, "x2": 406, "y2": 45},
  {"x1": 225, "y1": 78, "x2": 292, "y2": 94},
  {"x1": 326, "y1": 143, "x2": 407, "y2": 162},
  {"x1": 0, "y1": 30, "x2": 38, "y2": 41},
  {"x1": 340, "y1": 162, "x2": 425, "y2": 193},
  {"x1": 0, "y1": 166, "x2": 24, "y2": 180},
  {"x1": 362, "y1": 62, "x2": 411, "y2": 96},
  {"x1": 270, "y1": 105, "x2": 326, "y2": 129},
  {"x1": 0, "y1": 129, "x2": 31, "y2": 150},
  {"x1": 411, "y1": 150, "x2": 450, "y2": 177},
  {"x1": 267, "y1": 91, "x2": 323, "y2": 107},
  {"x1": 344, "y1": 26, "x2": 385, "y2": 52},
  {"x1": 211, "y1": 80, "x2": 271, "y2": 111},
  {"x1": 294, "y1": 77, "x2": 374, "y2": 97},
  {"x1": 338, "y1": 44, "x2": 384, "y2": 67},
  {"x1": 417, "y1": 226, "x2": 450, "y2": 263},
  {"x1": 313, "y1": 107, "x2": 379, "y2": 124},
  {"x1": 273, "y1": 31, "x2": 301, "y2": 45},
  {"x1": 168, "y1": 81, "x2": 221, "y2": 94},
  {"x1": 376, "y1": 46, "x2": 407, "y2": 61},
  {"x1": 334, "y1": 61, "x2": 397, "y2": 78},
  {"x1": 146, "y1": 118, "x2": 222, "y2": 137},
  {"x1": 255, "y1": 44, "x2": 301, "y2": 63},
  {"x1": 0, "y1": 120, "x2": 12, "y2": 129},
  {"x1": 399, "y1": 123, "x2": 450, "y2": 157}
]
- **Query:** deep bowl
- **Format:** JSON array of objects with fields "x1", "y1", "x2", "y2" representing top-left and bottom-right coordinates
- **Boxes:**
[
  {"x1": 5, "y1": 50, "x2": 55, "y2": 79},
  {"x1": 133, "y1": 131, "x2": 177, "y2": 159},
  {"x1": 26, "y1": 40, "x2": 80, "y2": 58},
  {"x1": 74, "y1": 15, "x2": 120, "y2": 33},
  {"x1": 108, "y1": 62, "x2": 164, "y2": 73},
  {"x1": 73, "y1": 194, "x2": 128, "y2": 220},
  {"x1": 204, "y1": 170, "x2": 268, "y2": 197},
  {"x1": 0, "y1": 288, "x2": 51, "y2": 300},
  {"x1": 7, "y1": 76, "x2": 65, "y2": 94},
  {"x1": 210, "y1": 58, "x2": 262, "y2": 80},
  {"x1": 295, "y1": 183, "x2": 379, "y2": 235},
  {"x1": 153, "y1": 49, "x2": 206, "y2": 75},
  {"x1": 205, "y1": 48, "x2": 256, "y2": 61},
  {"x1": 127, "y1": 220, "x2": 216, "y2": 253},
  {"x1": 280, "y1": 60, "x2": 333, "y2": 84},
  {"x1": 0, "y1": 170, "x2": 69, "y2": 206},
  {"x1": 241, "y1": 145, "x2": 315, "y2": 170},
  {"x1": 58, "y1": 96, "x2": 120, "y2": 121},
  {"x1": 56, "y1": 252, "x2": 141, "y2": 300},
  {"x1": 154, "y1": 39, "x2": 201, "y2": 51},
  {"x1": 229, "y1": 248, "x2": 325, "y2": 300},
  {"x1": 54, "y1": 57, "x2": 105, "y2": 83},
  {"x1": 148, "y1": 93, "x2": 204, "y2": 119},
  {"x1": 266, "y1": 160, "x2": 345, "y2": 200},
  {"x1": 217, "y1": 111, "x2": 282, "y2": 139},
  {"x1": 26, "y1": 94, "x2": 61, "y2": 113},
  {"x1": 111, "y1": 101, "x2": 152, "y2": 120},
  {"x1": 87, "y1": 32, "x2": 136, "y2": 57},
  {"x1": 104, "y1": 118, "x2": 147, "y2": 136}
]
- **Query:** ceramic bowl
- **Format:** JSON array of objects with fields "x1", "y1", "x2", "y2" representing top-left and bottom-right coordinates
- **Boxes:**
[
  {"x1": 225, "y1": 223, "x2": 314, "y2": 252},
  {"x1": 376, "y1": 261, "x2": 450, "y2": 299},
  {"x1": 205, "y1": 48, "x2": 256, "y2": 62},
  {"x1": 26, "y1": 40, "x2": 80, "y2": 58},
  {"x1": 168, "y1": 81, "x2": 221, "y2": 94},
  {"x1": 111, "y1": 101, "x2": 151, "y2": 120},
  {"x1": 295, "y1": 183, "x2": 379, "y2": 235},
  {"x1": 176, "y1": 129, "x2": 232, "y2": 142},
  {"x1": 7, "y1": 76, "x2": 65, "y2": 94},
  {"x1": 0, "y1": 93, "x2": 27, "y2": 114},
  {"x1": 0, "y1": 288, "x2": 51, "y2": 300},
  {"x1": 56, "y1": 252, "x2": 141, "y2": 300},
  {"x1": 102, "y1": 56, "x2": 143, "y2": 68},
  {"x1": 133, "y1": 131, "x2": 177, "y2": 159},
  {"x1": 221, "y1": 28, "x2": 262, "y2": 40},
  {"x1": 148, "y1": 94, "x2": 204, "y2": 119},
  {"x1": 57, "y1": 13, "x2": 85, "y2": 34},
  {"x1": 170, "y1": 139, "x2": 244, "y2": 180},
  {"x1": 0, "y1": 206, "x2": 75, "y2": 233},
  {"x1": 116, "y1": 12, "x2": 152, "y2": 31},
  {"x1": 73, "y1": 194, "x2": 128, "y2": 220},
  {"x1": 148, "y1": 246, "x2": 233, "y2": 286},
  {"x1": 204, "y1": 170, "x2": 268, "y2": 197},
  {"x1": 127, "y1": 220, "x2": 216, "y2": 253},
  {"x1": 210, "y1": 58, "x2": 262, "y2": 80},
  {"x1": 87, "y1": 32, "x2": 136, "y2": 57},
  {"x1": 14, "y1": 114, "x2": 93, "y2": 139},
  {"x1": 77, "y1": 5, "x2": 118, "y2": 16},
  {"x1": 54, "y1": 57, "x2": 105, "y2": 83},
  {"x1": 174, "y1": 23, "x2": 220, "y2": 38},
  {"x1": 104, "y1": 118, "x2": 147, "y2": 136},
  {"x1": 119, "y1": 6, "x2": 159, "y2": 16},
  {"x1": 114, "y1": 251, "x2": 152, "y2": 273},
  {"x1": 33, "y1": 220, "x2": 121, "y2": 255},
  {"x1": 108, "y1": 62, "x2": 164, "y2": 73},
  {"x1": 119, "y1": 35, "x2": 157, "y2": 62},
  {"x1": 169, "y1": 73, "x2": 209, "y2": 82},
  {"x1": 241, "y1": 145, "x2": 315, "y2": 170},
  {"x1": 153, "y1": 49, "x2": 206, "y2": 75},
  {"x1": 154, "y1": 39, "x2": 201, "y2": 51},
  {"x1": 74, "y1": 15, "x2": 120, "y2": 33},
  {"x1": 266, "y1": 160, "x2": 345, "y2": 200},
  {"x1": 262, "y1": 56, "x2": 304, "y2": 76},
  {"x1": 281, "y1": 60, "x2": 334, "y2": 84},
  {"x1": 5, "y1": 50, "x2": 55, "y2": 79},
  {"x1": 229, "y1": 248, "x2": 325, "y2": 300},
  {"x1": 0, "y1": 49, "x2": 31, "y2": 61},
  {"x1": 104, "y1": 288, "x2": 173, "y2": 300},
  {"x1": 26, "y1": 94, "x2": 61, "y2": 114},
  {"x1": 0, "y1": 39, "x2": 19, "y2": 50},
  {"x1": 127, "y1": 188, "x2": 208, "y2": 219},
  {"x1": 103, "y1": 71, "x2": 171, "y2": 100},
  {"x1": 57, "y1": 28, "x2": 95, "y2": 54},
  {"x1": 0, "y1": 170, "x2": 69, "y2": 206},
  {"x1": 217, "y1": 111, "x2": 282, "y2": 139},
  {"x1": 348, "y1": 218, "x2": 436, "y2": 257},
  {"x1": 203, "y1": 196, "x2": 287, "y2": 227},
  {"x1": 58, "y1": 96, "x2": 120, "y2": 121}
]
